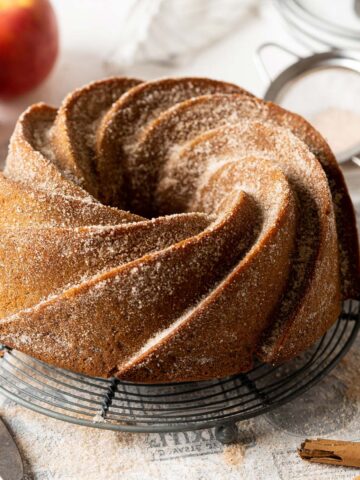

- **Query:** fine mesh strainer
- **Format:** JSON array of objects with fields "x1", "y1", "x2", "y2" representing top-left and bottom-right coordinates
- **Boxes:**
[{"x1": 255, "y1": 42, "x2": 360, "y2": 165}]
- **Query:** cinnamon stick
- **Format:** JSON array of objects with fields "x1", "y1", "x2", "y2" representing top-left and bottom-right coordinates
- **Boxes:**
[{"x1": 299, "y1": 439, "x2": 360, "y2": 468}]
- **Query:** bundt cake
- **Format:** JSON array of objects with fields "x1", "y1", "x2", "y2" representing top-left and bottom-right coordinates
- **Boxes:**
[{"x1": 0, "y1": 77, "x2": 359, "y2": 382}]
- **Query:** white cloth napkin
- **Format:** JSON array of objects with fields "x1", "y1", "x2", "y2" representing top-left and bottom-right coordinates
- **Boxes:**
[{"x1": 108, "y1": 0, "x2": 256, "y2": 66}]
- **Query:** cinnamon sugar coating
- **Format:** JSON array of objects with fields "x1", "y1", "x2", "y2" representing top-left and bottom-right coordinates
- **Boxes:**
[{"x1": 0, "y1": 77, "x2": 358, "y2": 382}]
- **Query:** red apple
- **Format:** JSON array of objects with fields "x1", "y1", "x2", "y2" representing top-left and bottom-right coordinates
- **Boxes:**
[{"x1": 0, "y1": 0, "x2": 58, "y2": 99}]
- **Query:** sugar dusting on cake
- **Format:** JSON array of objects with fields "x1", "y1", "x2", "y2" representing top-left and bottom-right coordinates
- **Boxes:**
[{"x1": 0, "y1": 76, "x2": 350, "y2": 381}]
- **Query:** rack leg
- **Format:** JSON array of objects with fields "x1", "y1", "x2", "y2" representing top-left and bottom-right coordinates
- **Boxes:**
[{"x1": 215, "y1": 423, "x2": 238, "y2": 444}]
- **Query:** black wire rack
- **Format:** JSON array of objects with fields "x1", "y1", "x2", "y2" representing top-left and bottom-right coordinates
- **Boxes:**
[{"x1": 0, "y1": 300, "x2": 358, "y2": 444}]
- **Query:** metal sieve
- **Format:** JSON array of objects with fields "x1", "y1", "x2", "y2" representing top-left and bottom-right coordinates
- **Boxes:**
[{"x1": 255, "y1": 43, "x2": 360, "y2": 165}]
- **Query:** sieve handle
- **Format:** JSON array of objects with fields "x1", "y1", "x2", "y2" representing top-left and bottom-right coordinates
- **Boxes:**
[{"x1": 255, "y1": 42, "x2": 303, "y2": 85}]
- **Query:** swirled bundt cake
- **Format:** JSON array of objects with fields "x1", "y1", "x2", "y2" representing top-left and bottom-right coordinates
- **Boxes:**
[{"x1": 0, "y1": 77, "x2": 359, "y2": 382}]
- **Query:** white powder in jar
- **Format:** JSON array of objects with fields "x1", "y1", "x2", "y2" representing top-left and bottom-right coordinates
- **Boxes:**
[
  {"x1": 311, "y1": 107, "x2": 360, "y2": 154},
  {"x1": 277, "y1": 66, "x2": 360, "y2": 159}
]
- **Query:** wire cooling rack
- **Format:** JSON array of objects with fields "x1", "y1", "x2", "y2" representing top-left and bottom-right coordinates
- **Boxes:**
[{"x1": 0, "y1": 300, "x2": 358, "y2": 443}]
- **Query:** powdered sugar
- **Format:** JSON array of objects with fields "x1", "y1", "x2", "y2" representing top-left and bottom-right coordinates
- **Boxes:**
[{"x1": 0, "y1": 76, "x2": 351, "y2": 382}]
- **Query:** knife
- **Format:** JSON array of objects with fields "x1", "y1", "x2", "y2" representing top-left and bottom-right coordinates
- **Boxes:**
[{"x1": 0, "y1": 417, "x2": 23, "y2": 480}]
